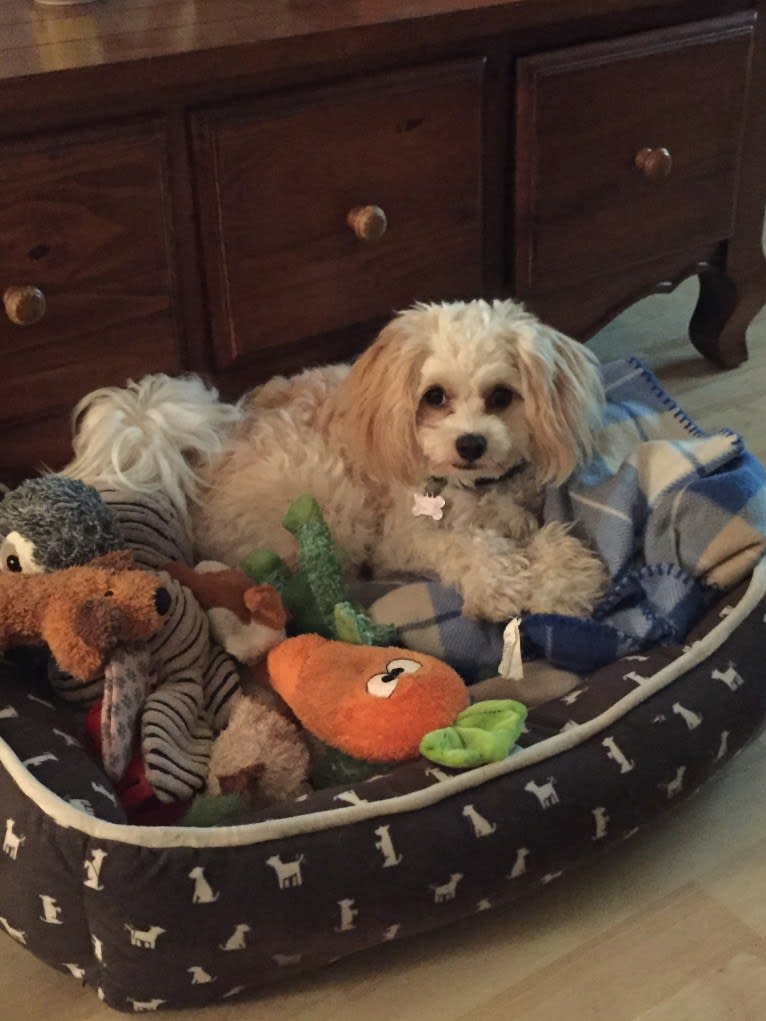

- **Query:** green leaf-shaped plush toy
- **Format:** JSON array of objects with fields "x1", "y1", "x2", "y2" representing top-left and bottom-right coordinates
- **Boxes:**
[
  {"x1": 419, "y1": 699, "x2": 528, "y2": 769},
  {"x1": 241, "y1": 494, "x2": 398, "y2": 646}
]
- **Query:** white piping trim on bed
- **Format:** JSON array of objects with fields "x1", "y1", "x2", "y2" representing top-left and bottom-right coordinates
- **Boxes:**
[{"x1": 2, "y1": 558, "x2": 765, "y2": 850}]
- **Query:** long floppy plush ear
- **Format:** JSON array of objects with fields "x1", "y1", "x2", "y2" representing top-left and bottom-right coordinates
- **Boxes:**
[
  {"x1": 515, "y1": 321, "x2": 604, "y2": 485},
  {"x1": 332, "y1": 318, "x2": 427, "y2": 485}
]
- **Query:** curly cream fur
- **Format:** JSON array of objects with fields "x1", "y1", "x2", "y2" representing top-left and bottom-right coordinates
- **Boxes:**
[
  {"x1": 64, "y1": 373, "x2": 243, "y2": 523},
  {"x1": 66, "y1": 300, "x2": 608, "y2": 622}
]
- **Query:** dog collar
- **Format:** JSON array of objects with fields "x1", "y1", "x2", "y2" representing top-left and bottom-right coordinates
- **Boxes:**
[
  {"x1": 472, "y1": 461, "x2": 529, "y2": 488},
  {"x1": 411, "y1": 462, "x2": 528, "y2": 519}
]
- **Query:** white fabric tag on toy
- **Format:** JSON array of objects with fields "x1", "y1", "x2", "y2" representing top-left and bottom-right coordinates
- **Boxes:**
[{"x1": 498, "y1": 617, "x2": 524, "y2": 681}]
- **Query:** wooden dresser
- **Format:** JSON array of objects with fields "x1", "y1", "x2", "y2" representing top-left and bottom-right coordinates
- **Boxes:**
[{"x1": 1, "y1": 0, "x2": 765, "y2": 481}]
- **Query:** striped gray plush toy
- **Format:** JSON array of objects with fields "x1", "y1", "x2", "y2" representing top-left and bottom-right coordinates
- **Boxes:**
[{"x1": 49, "y1": 486, "x2": 242, "y2": 803}]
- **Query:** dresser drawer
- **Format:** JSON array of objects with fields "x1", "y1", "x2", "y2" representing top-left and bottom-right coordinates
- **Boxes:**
[
  {"x1": 192, "y1": 60, "x2": 485, "y2": 368},
  {"x1": 514, "y1": 14, "x2": 754, "y2": 294},
  {"x1": 0, "y1": 120, "x2": 180, "y2": 440}
]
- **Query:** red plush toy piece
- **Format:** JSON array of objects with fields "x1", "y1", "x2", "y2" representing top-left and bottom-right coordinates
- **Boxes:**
[{"x1": 85, "y1": 702, "x2": 186, "y2": 826}]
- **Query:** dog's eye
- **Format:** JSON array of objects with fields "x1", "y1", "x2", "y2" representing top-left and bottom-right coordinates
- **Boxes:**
[
  {"x1": 485, "y1": 386, "x2": 515, "y2": 411},
  {"x1": 422, "y1": 386, "x2": 448, "y2": 408}
]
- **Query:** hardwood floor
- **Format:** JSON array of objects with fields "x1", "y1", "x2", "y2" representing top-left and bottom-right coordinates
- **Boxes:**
[{"x1": 2, "y1": 278, "x2": 766, "y2": 1020}]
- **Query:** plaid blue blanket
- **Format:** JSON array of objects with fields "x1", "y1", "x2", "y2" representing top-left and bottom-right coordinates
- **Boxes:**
[
  {"x1": 525, "y1": 355, "x2": 766, "y2": 670},
  {"x1": 367, "y1": 356, "x2": 766, "y2": 679}
]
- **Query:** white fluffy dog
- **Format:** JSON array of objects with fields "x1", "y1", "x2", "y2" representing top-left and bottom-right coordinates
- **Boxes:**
[{"x1": 65, "y1": 299, "x2": 607, "y2": 622}]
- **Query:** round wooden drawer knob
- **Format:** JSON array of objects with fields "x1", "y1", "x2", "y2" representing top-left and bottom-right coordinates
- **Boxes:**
[
  {"x1": 346, "y1": 205, "x2": 388, "y2": 242},
  {"x1": 3, "y1": 285, "x2": 47, "y2": 326},
  {"x1": 634, "y1": 146, "x2": 673, "y2": 181}
]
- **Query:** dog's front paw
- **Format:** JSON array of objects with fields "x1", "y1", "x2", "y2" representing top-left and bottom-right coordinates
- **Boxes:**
[
  {"x1": 525, "y1": 524, "x2": 608, "y2": 618},
  {"x1": 459, "y1": 548, "x2": 531, "y2": 622},
  {"x1": 461, "y1": 589, "x2": 523, "y2": 622}
]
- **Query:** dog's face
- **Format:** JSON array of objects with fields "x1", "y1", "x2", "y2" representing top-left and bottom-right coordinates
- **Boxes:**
[
  {"x1": 414, "y1": 320, "x2": 532, "y2": 484},
  {"x1": 335, "y1": 300, "x2": 605, "y2": 488}
]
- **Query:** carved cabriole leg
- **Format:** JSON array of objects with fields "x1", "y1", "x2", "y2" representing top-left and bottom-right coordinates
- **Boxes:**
[
  {"x1": 690, "y1": 15, "x2": 766, "y2": 369},
  {"x1": 689, "y1": 254, "x2": 739, "y2": 366}
]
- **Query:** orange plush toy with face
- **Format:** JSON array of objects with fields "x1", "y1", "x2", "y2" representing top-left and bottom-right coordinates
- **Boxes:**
[{"x1": 266, "y1": 635, "x2": 470, "y2": 786}]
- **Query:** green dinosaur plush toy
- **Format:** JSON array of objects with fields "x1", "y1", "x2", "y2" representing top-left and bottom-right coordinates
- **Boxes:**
[{"x1": 241, "y1": 494, "x2": 398, "y2": 646}]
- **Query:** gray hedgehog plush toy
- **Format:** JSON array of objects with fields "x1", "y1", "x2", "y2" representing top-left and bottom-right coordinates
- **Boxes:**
[{"x1": 0, "y1": 475, "x2": 123, "y2": 574}]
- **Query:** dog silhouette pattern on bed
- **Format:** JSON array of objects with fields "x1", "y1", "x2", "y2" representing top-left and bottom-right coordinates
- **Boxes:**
[{"x1": 0, "y1": 579, "x2": 765, "y2": 1012}]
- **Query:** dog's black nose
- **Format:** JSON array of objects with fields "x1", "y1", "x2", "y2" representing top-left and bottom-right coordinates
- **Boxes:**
[
  {"x1": 154, "y1": 587, "x2": 172, "y2": 615},
  {"x1": 455, "y1": 433, "x2": 487, "y2": 462}
]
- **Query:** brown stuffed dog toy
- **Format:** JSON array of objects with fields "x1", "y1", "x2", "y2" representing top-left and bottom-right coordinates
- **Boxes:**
[{"x1": 0, "y1": 551, "x2": 171, "y2": 679}]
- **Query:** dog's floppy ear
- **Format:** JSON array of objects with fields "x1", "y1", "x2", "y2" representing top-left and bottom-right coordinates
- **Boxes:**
[
  {"x1": 333, "y1": 318, "x2": 425, "y2": 485},
  {"x1": 515, "y1": 321, "x2": 604, "y2": 484}
]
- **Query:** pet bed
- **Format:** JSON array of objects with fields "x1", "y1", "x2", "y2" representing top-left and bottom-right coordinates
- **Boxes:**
[
  {"x1": 1, "y1": 357, "x2": 766, "y2": 1012},
  {"x1": 1, "y1": 562, "x2": 765, "y2": 1011}
]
